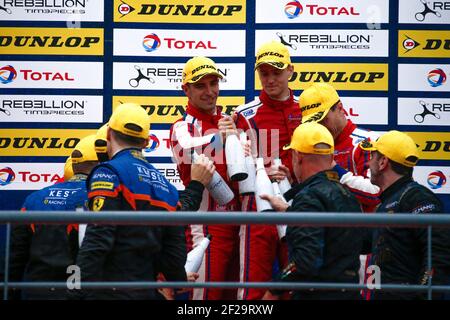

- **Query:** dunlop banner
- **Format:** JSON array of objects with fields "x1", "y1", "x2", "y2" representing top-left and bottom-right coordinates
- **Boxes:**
[
  {"x1": 0, "y1": 129, "x2": 96, "y2": 156},
  {"x1": 114, "y1": 0, "x2": 246, "y2": 24},
  {"x1": 256, "y1": 63, "x2": 389, "y2": 91},
  {"x1": 0, "y1": 27, "x2": 104, "y2": 55},
  {"x1": 407, "y1": 132, "x2": 450, "y2": 161},
  {"x1": 112, "y1": 96, "x2": 245, "y2": 123},
  {"x1": 399, "y1": 30, "x2": 450, "y2": 58}
]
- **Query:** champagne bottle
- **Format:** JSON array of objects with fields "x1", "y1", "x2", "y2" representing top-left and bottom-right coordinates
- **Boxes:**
[
  {"x1": 192, "y1": 152, "x2": 234, "y2": 205},
  {"x1": 255, "y1": 157, "x2": 274, "y2": 212},
  {"x1": 238, "y1": 132, "x2": 256, "y2": 195},
  {"x1": 225, "y1": 133, "x2": 248, "y2": 181},
  {"x1": 185, "y1": 234, "x2": 212, "y2": 273},
  {"x1": 273, "y1": 158, "x2": 293, "y2": 205},
  {"x1": 272, "y1": 182, "x2": 288, "y2": 241}
]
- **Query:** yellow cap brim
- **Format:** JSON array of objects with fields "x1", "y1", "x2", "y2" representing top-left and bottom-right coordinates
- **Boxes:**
[
  {"x1": 359, "y1": 140, "x2": 377, "y2": 152},
  {"x1": 282, "y1": 143, "x2": 292, "y2": 151},
  {"x1": 184, "y1": 71, "x2": 223, "y2": 85},
  {"x1": 255, "y1": 61, "x2": 288, "y2": 70},
  {"x1": 302, "y1": 109, "x2": 330, "y2": 123}
]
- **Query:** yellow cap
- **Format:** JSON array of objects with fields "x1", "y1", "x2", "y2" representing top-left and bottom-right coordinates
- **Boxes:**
[
  {"x1": 109, "y1": 103, "x2": 150, "y2": 140},
  {"x1": 255, "y1": 41, "x2": 291, "y2": 70},
  {"x1": 182, "y1": 56, "x2": 223, "y2": 85},
  {"x1": 283, "y1": 122, "x2": 334, "y2": 155},
  {"x1": 71, "y1": 135, "x2": 98, "y2": 164},
  {"x1": 359, "y1": 130, "x2": 419, "y2": 167},
  {"x1": 300, "y1": 83, "x2": 341, "y2": 123},
  {"x1": 63, "y1": 157, "x2": 74, "y2": 181},
  {"x1": 95, "y1": 123, "x2": 108, "y2": 154}
]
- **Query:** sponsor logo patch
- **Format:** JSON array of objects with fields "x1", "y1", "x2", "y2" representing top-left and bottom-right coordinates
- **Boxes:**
[{"x1": 91, "y1": 181, "x2": 114, "y2": 190}]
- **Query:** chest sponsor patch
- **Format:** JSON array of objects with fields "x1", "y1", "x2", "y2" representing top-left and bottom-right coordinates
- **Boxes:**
[{"x1": 412, "y1": 203, "x2": 436, "y2": 214}]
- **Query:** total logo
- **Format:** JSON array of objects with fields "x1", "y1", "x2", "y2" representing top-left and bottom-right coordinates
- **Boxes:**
[
  {"x1": 0, "y1": 65, "x2": 16, "y2": 84},
  {"x1": 0, "y1": 65, "x2": 74, "y2": 83},
  {"x1": 415, "y1": 0, "x2": 450, "y2": 21},
  {"x1": 0, "y1": 166, "x2": 61, "y2": 187},
  {"x1": 143, "y1": 33, "x2": 161, "y2": 52},
  {"x1": 427, "y1": 68, "x2": 447, "y2": 87},
  {"x1": 427, "y1": 170, "x2": 447, "y2": 189},
  {"x1": 285, "y1": 1, "x2": 303, "y2": 19},
  {"x1": 142, "y1": 33, "x2": 217, "y2": 52},
  {"x1": 0, "y1": 166, "x2": 15, "y2": 186},
  {"x1": 16, "y1": 171, "x2": 61, "y2": 183},
  {"x1": 284, "y1": 0, "x2": 359, "y2": 18},
  {"x1": 144, "y1": 134, "x2": 160, "y2": 152}
]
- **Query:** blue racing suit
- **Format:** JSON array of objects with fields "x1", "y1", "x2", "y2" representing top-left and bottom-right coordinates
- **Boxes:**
[
  {"x1": 75, "y1": 148, "x2": 187, "y2": 300},
  {"x1": 10, "y1": 174, "x2": 87, "y2": 299}
]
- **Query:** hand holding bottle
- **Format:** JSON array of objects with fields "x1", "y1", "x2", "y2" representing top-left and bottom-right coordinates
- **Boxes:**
[{"x1": 191, "y1": 153, "x2": 215, "y2": 187}]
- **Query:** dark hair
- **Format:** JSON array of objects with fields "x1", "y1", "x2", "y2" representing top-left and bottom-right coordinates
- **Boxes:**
[
  {"x1": 329, "y1": 100, "x2": 341, "y2": 112},
  {"x1": 389, "y1": 159, "x2": 414, "y2": 177},
  {"x1": 110, "y1": 128, "x2": 146, "y2": 148},
  {"x1": 374, "y1": 151, "x2": 413, "y2": 177},
  {"x1": 72, "y1": 161, "x2": 98, "y2": 175}
]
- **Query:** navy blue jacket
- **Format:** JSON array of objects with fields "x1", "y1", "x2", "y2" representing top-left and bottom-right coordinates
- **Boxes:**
[
  {"x1": 10, "y1": 174, "x2": 87, "y2": 299},
  {"x1": 371, "y1": 176, "x2": 450, "y2": 300}
]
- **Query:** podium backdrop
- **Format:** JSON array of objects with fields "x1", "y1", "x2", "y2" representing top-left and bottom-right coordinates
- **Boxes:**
[{"x1": 0, "y1": 0, "x2": 449, "y2": 211}]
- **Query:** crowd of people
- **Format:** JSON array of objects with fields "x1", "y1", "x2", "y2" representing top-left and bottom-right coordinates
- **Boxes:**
[{"x1": 8, "y1": 41, "x2": 450, "y2": 300}]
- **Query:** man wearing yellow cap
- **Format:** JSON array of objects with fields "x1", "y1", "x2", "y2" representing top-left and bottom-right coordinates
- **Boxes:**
[
  {"x1": 75, "y1": 103, "x2": 187, "y2": 300},
  {"x1": 360, "y1": 131, "x2": 450, "y2": 300},
  {"x1": 299, "y1": 83, "x2": 380, "y2": 212},
  {"x1": 170, "y1": 56, "x2": 241, "y2": 300},
  {"x1": 261, "y1": 122, "x2": 363, "y2": 300},
  {"x1": 234, "y1": 40, "x2": 302, "y2": 300},
  {"x1": 10, "y1": 134, "x2": 99, "y2": 299}
]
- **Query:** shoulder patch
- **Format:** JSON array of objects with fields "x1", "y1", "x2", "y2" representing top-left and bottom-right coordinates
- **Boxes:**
[
  {"x1": 88, "y1": 165, "x2": 120, "y2": 193},
  {"x1": 325, "y1": 171, "x2": 340, "y2": 182},
  {"x1": 92, "y1": 196, "x2": 105, "y2": 212},
  {"x1": 235, "y1": 99, "x2": 262, "y2": 119},
  {"x1": 91, "y1": 181, "x2": 114, "y2": 190}
]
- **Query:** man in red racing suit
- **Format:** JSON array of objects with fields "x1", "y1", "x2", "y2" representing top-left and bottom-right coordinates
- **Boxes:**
[
  {"x1": 234, "y1": 41, "x2": 302, "y2": 300},
  {"x1": 170, "y1": 56, "x2": 241, "y2": 300}
]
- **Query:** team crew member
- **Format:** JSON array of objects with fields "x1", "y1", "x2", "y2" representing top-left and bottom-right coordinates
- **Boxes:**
[
  {"x1": 261, "y1": 122, "x2": 364, "y2": 300},
  {"x1": 298, "y1": 83, "x2": 381, "y2": 295},
  {"x1": 94, "y1": 123, "x2": 109, "y2": 163},
  {"x1": 360, "y1": 131, "x2": 450, "y2": 300},
  {"x1": 170, "y1": 56, "x2": 241, "y2": 300},
  {"x1": 93, "y1": 121, "x2": 212, "y2": 212},
  {"x1": 299, "y1": 83, "x2": 380, "y2": 211},
  {"x1": 76, "y1": 103, "x2": 186, "y2": 300},
  {"x1": 234, "y1": 41, "x2": 302, "y2": 300},
  {"x1": 10, "y1": 135, "x2": 99, "y2": 300}
]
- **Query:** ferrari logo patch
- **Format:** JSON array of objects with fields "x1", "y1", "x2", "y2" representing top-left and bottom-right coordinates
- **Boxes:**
[{"x1": 92, "y1": 197, "x2": 105, "y2": 212}]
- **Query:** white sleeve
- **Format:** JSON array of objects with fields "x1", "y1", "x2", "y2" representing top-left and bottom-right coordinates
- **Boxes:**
[{"x1": 340, "y1": 171, "x2": 380, "y2": 194}]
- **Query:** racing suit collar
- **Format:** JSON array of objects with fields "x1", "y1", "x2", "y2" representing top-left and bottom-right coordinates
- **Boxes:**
[
  {"x1": 69, "y1": 173, "x2": 88, "y2": 182},
  {"x1": 380, "y1": 175, "x2": 414, "y2": 202},
  {"x1": 111, "y1": 147, "x2": 143, "y2": 160},
  {"x1": 186, "y1": 103, "x2": 223, "y2": 125},
  {"x1": 259, "y1": 89, "x2": 294, "y2": 110},
  {"x1": 335, "y1": 119, "x2": 357, "y2": 146},
  {"x1": 290, "y1": 170, "x2": 331, "y2": 196}
]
